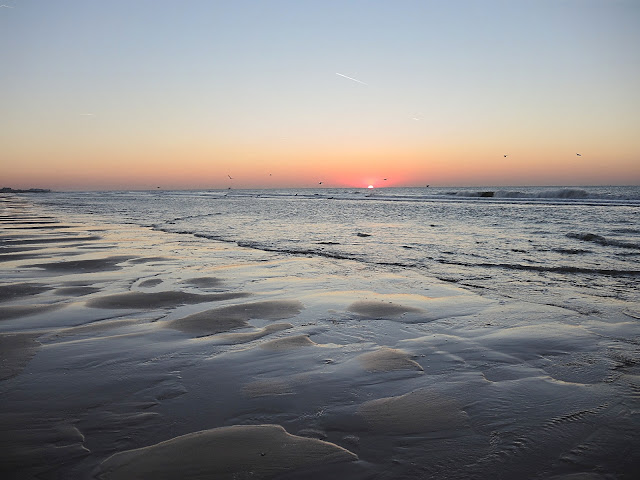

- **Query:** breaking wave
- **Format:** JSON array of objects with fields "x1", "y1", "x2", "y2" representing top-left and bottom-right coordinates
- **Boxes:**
[{"x1": 566, "y1": 233, "x2": 640, "y2": 250}]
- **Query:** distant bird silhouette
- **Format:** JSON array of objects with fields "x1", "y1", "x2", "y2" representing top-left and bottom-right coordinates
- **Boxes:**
[
  {"x1": 228, "y1": 175, "x2": 233, "y2": 179},
  {"x1": 383, "y1": 178, "x2": 387, "y2": 181},
  {"x1": 318, "y1": 182, "x2": 323, "y2": 185},
  {"x1": 504, "y1": 154, "x2": 508, "y2": 158},
  {"x1": 576, "y1": 153, "x2": 582, "y2": 156}
]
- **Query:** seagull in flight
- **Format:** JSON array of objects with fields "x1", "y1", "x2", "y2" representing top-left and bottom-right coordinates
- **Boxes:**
[
  {"x1": 335, "y1": 72, "x2": 367, "y2": 85},
  {"x1": 227, "y1": 175, "x2": 233, "y2": 179},
  {"x1": 504, "y1": 154, "x2": 508, "y2": 158},
  {"x1": 576, "y1": 153, "x2": 582, "y2": 156}
]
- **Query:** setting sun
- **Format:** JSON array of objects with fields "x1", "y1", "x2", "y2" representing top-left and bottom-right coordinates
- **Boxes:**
[{"x1": 367, "y1": 185, "x2": 374, "y2": 189}]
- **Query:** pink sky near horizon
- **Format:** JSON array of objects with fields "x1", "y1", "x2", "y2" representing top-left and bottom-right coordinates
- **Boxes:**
[{"x1": 2, "y1": 1, "x2": 639, "y2": 191}]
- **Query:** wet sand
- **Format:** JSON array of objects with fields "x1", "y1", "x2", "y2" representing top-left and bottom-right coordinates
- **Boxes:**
[{"x1": 1, "y1": 194, "x2": 639, "y2": 479}]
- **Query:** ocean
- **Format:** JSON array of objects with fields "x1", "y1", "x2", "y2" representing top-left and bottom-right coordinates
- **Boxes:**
[
  {"x1": 36, "y1": 185, "x2": 640, "y2": 313},
  {"x1": 3, "y1": 185, "x2": 639, "y2": 479}
]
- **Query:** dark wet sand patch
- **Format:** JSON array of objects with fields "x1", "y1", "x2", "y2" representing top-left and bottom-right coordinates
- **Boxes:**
[
  {"x1": 0, "y1": 220, "x2": 60, "y2": 225},
  {"x1": 167, "y1": 300, "x2": 301, "y2": 336},
  {"x1": 0, "y1": 333, "x2": 40, "y2": 380},
  {"x1": 0, "y1": 283, "x2": 51, "y2": 302},
  {"x1": 348, "y1": 300, "x2": 423, "y2": 318},
  {"x1": 139, "y1": 278, "x2": 163, "y2": 288},
  {"x1": 27, "y1": 256, "x2": 134, "y2": 272},
  {"x1": 96, "y1": 424, "x2": 357, "y2": 480},
  {"x1": 0, "y1": 252, "x2": 49, "y2": 262},
  {"x1": 88, "y1": 291, "x2": 251, "y2": 310},
  {"x1": 261, "y1": 334, "x2": 317, "y2": 350},
  {"x1": 0, "y1": 415, "x2": 89, "y2": 475},
  {"x1": 54, "y1": 286, "x2": 101, "y2": 296},
  {"x1": 0, "y1": 245, "x2": 42, "y2": 253},
  {"x1": 4, "y1": 224, "x2": 74, "y2": 230},
  {"x1": 359, "y1": 389, "x2": 468, "y2": 434},
  {"x1": 217, "y1": 323, "x2": 293, "y2": 344},
  {"x1": 181, "y1": 276, "x2": 224, "y2": 288},
  {"x1": 0, "y1": 303, "x2": 65, "y2": 321},
  {"x1": 0, "y1": 235, "x2": 102, "y2": 246},
  {"x1": 40, "y1": 317, "x2": 146, "y2": 342},
  {"x1": 357, "y1": 347, "x2": 423, "y2": 372},
  {"x1": 243, "y1": 379, "x2": 294, "y2": 397}
]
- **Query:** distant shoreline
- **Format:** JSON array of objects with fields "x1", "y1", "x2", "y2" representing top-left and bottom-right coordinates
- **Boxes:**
[{"x1": 0, "y1": 187, "x2": 51, "y2": 193}]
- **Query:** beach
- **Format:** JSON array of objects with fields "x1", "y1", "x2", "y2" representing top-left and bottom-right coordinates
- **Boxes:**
[{"x1": 1, "y1": 190, "x2": 639, "y2": 479}]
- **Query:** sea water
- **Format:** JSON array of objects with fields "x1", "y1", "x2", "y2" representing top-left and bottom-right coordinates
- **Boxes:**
[{"x1": 35, "y1": 185, "x2": 640, "y2": 316}]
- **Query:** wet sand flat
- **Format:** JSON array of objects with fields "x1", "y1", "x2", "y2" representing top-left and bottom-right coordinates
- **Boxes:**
[{"x1": 1, "y1": 194, "x2": 639, "y2": 479}]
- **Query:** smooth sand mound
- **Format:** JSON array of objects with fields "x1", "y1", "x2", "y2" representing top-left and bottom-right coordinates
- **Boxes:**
[
  {"x1": 181, "y1": 277, "x2": 224, "y2": 288},
  {"x1": 348, "y1": 300, "x2": 422, "y2": 318},
  {"x1": 96, "y1": 424, "x2": 357, "y2": 480},
  {"x1": 167, "y1": 300, "x2": 302, "y2": 336},
  {"x1": 127, "y1": 257, "x2": 170, "y2": 264},
  {"x1": 217, "y1": 323, "x2": 293, "y2": 344},
  {"x1": 54, "y1": 286, "x2": 101, "y2": 296},
  {"x1": 357, "y1": 347, "x2": 423, "y2": 372},
  {"x1": 477, "y1": 324, "x2": 594, "y2": 360},
  {"x1": 87, "y1": 291, "x2": 250, "y2": 310},
  {"x1": 0, "y1": 333, "x2": 40, "y2": 380},
  {"x1": 359, "y1": 388, "x2": 468, "y2": 434},
  {"x1": 28, "y1": 256, "x2": 133, "y2": 273},
  {"x1": 260, "y1": 334, "x2": 316, "y2": 350}
]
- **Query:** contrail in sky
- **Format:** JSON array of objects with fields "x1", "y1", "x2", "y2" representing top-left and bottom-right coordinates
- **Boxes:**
[{"x1": 335, "y1": 72, "x2": 367, "y2": 85}]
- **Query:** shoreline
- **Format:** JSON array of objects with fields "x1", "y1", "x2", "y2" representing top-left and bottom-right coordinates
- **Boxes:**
[{"x1": 1, "y1": 194, "x2": 639, "y2": 479}]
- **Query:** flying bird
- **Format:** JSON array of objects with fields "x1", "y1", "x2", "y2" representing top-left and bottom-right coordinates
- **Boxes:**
[
  {"x1": 504, "y1": 154, "x2": 508, "y2": 158},
  {"x1": 227, "y1": 175, "x2": 233, "y2": 179},
  {"x1": 576, "y1": 153, "x2": 582, "y2": 156},
  {"x1": 335, "y1": 72, "x2": 367, "y2": 85}
]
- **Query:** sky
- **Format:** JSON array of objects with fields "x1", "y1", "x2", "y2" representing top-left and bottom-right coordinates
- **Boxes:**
[{"x1": 1, "y1": 0, "x2": 639, "y2": 190}]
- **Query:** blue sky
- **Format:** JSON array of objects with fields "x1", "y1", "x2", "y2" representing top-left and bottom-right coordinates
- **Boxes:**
[{"x1": 2, "y1": 0, "x2": 639, "y2": 189}]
